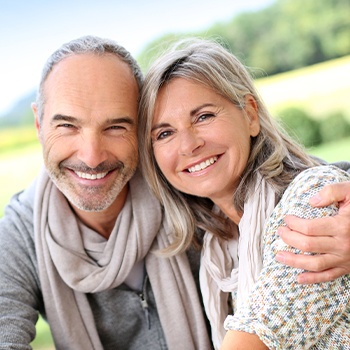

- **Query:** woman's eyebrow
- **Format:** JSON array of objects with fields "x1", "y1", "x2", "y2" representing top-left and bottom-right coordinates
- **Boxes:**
[
  {"x1": 190, "y1": 103, "x2": 215, "y2": 116},
  {"x1": 151, "y1": 122, "x2": 171, "y2": 133},
  {"x1": 151, "y1": 103, "x2": 216, "y2": 132}
]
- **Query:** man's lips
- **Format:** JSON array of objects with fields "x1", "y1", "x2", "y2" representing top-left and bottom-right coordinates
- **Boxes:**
[{"x1": 187, "y1": 156, "x2": 218, "y2": 173}]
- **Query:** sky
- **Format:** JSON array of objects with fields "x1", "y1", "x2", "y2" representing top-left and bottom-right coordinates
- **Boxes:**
[{"x1": 0, "y1": 0, "x2": 274, "y2": 116}]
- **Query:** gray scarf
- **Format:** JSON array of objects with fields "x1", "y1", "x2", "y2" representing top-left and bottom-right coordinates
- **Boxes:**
[{"x1": 34, "y1": 168, "x2": 211, "y2": 349}]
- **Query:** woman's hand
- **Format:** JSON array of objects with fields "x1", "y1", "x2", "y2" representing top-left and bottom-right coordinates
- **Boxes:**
[{"x1": 276, "y1": 181, "x2": 350, "y2": 284}]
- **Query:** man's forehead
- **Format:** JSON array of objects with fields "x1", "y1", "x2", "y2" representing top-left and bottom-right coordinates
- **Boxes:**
[
  {"x1": 43, "y1": 53, "x2": 138, "y2": 101},
  {"x1": 47, "y1": 53, "x2": 129, "y2": 82},
  {"x1": 41, "y1": 53, "x2": 139, "y2": 123}
]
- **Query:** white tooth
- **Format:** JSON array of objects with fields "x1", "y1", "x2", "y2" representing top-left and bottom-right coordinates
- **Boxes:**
[
  {"x1": 75, "y1": 171, "x2": 108, "y2": 180},
  {"x1": 187, "y1": 156, "x2": 218, "y2": 173}
]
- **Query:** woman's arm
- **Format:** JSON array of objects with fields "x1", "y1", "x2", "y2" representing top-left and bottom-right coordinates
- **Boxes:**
[
  {"x1": 224, "y1": 165, "x2": 350, "y2": 349},
  {"x1": 220, "y1": 330, "x2": 268, "y2": 350},
  {"x1": 276, "y1": 181, "x2": 350, "y2": 284}
]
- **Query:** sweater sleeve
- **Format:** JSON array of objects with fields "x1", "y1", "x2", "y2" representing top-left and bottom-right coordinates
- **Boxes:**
[
  {"x1": 0, "y1": 190, "x2": 44, "y2": 349},
  {"x1": 224, "y1": 165, "x2": 350, "y2": 349}
]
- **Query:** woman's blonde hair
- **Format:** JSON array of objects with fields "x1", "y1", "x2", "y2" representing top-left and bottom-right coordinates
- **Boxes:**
[{"x1": 138, "y1": 38, "x2": 319, "y2": 255}]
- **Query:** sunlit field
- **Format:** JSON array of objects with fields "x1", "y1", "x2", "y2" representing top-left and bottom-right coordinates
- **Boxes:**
[{"x1": 256, "y1": 55, "x2": 350, "y2": 119}]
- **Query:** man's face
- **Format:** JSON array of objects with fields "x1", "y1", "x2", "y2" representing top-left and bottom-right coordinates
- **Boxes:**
[{"x1": 34, "y1": 53, "x2": 139, "y2": 212}]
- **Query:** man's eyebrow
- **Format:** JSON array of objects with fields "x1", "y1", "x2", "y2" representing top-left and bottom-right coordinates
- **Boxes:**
[
  {"x1": 106, "y1": 117, "x2": 135, "y2": 125},
  {"x1": 51, "y1": 114, "x2": 77, "y2": 124},
  {"x1": 50, "y1": 115, "x2": 135, "y2": 126}
]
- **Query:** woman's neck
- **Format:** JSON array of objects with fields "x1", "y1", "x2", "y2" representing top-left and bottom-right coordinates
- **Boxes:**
[{"x1": 213, "y1": 197, "x2": 242, "y2": 225}]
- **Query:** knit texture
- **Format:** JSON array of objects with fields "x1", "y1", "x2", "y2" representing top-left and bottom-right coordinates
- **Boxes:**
[{"x1": 224, "y1": 165, "x2": 350, "y2": 349}]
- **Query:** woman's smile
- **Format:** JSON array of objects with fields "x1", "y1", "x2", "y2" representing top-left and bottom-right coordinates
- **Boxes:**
[
  {"x1": 186, "y1": 156, "x2": 219, "y2": 173},
  {"x1": 152, "y1": 78, "x2": 259, "y2": 206}
]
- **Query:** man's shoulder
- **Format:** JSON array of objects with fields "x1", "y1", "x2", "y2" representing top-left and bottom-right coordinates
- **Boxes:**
[
  {"x1": 1, "y1": 177, "x2": 38, "y2": 240},
  {"x1": 331, "y1": 160, "x2": 350, "y2": 174}
]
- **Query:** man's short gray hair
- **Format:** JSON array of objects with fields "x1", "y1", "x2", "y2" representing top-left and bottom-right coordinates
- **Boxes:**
[{"x1": 35, "y1": 35, "x2": 144, "y2": 121}]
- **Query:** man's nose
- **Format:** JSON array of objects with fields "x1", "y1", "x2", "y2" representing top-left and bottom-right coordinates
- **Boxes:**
[{"x1": 76, "y1": 132, "x2": 108, "y2": 168}]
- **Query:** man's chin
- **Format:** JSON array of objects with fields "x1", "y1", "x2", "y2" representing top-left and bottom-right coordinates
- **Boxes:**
[
  {"x1": 60, "y1": 189, "x2": 114, "y2": 212},
  {"x1": 70, "y1": 200, "x2": 114, "y2": 213}
]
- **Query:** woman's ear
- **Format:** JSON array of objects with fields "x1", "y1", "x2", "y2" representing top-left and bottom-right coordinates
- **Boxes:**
[{"x1": 244, "y1": 95, "x2": 260, "y2": 137}]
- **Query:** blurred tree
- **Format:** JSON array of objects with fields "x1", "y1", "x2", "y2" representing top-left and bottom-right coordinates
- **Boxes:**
[
  {"x1": 278, "y1": 107, "x2": 322, "y2": 148},
  {"x1": 319, "y1": 112, "x2": 350, "y2": 143},
  {"x1": 137, "y1": 33, "x2": 189, "y2": 73},
  {"x1": 137, "y1": 0, "x2": 350, "y2": 75}
]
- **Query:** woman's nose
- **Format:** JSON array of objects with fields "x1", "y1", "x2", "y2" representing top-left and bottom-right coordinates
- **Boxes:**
[{"x1": 177, "y1": 128, "x2": 204, "y2": 156}]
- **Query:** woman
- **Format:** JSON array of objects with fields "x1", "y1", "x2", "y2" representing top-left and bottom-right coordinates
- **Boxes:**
[{"x1": 138, "y1": 38, "x2": 350, "y2": 349}]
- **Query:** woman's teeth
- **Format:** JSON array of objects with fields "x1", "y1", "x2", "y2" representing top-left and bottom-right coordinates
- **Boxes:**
[{"x1": 188, "y1": 156, "x2": 218, "y2": 173}]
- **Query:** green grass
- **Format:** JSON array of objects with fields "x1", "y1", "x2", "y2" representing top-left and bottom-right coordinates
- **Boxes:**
[
  {"x1": 31, "y1": 317, "x2": 54, "y2": 349},
  {"x1": 0, "y1": 125, "x2": 38, "y2": 151},
  {"x1": 308, "y1": 137, "x2": 350, "y2": 163},
  {"x1": 0, "y1": 143, "x2": 42, "y2": 216}
]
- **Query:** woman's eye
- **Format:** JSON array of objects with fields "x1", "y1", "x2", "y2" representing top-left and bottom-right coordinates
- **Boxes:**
[
  {"x1": 197, "y1": 113, "x2": 214, "y2": 122},
  {"x1": 157, "y1": 130, "x2": 173, "y2": 140}
]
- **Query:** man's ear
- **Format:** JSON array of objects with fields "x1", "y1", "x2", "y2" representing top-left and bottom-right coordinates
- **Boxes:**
[
  {"x1": 32, "y1": 102, "x2": 42, "y2": 143},
  {"x1": 244, "y1": 95, "x2": 260, "y2": 137}
]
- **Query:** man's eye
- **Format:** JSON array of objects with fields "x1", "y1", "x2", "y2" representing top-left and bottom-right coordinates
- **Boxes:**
[
  {"x1": 58, "y1": 123, "x2": 74, "y2": 128},
  {"x1": 109, "y1": 125, "x2": 124, "y2": 130}
]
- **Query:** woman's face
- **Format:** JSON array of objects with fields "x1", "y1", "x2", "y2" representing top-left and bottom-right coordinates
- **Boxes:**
[{"x1": 151, "y1": 78, "x2": 260, "y2": 205}]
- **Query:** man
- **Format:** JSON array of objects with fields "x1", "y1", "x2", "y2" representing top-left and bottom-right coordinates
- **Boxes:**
[
  {"x1": 0, "y1": 36, "x2": 211, "y2": 350},
  {"x1": 0, "y1": 36, "x2": 349, "y2": 349}
]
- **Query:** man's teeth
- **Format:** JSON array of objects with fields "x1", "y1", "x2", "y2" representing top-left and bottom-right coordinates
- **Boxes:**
[
  {"x1": 188, "y1": 157, "x2": 218, "y2": 173},
  {"x1": 75, "y1": 171, "x2": 108, "y2": 180}
]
